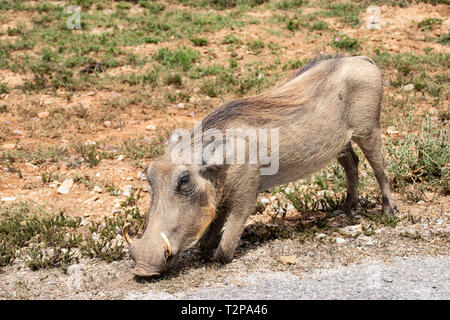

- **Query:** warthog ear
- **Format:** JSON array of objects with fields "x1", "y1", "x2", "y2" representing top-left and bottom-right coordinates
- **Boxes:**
[{"x1": 199, "y1": 163, "x2": 221, "y2": 179}]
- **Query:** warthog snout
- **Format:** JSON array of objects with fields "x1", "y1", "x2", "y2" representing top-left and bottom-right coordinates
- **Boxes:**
[{"x1": 127, "y1": 232, "x2": 177, "y2": 277}]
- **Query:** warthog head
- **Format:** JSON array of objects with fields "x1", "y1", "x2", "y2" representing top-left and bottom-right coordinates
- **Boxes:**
[{"x1": 124, "y1": 160, "x2": 217, "y2": 277}]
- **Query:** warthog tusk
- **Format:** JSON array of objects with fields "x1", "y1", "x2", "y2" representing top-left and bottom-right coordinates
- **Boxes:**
[
  {"x1": 160, "y1": 232, "x2": 172, "y2": 257},
  {"x1": 122, "y1": 223, "x2": 132, "y2": 245}
]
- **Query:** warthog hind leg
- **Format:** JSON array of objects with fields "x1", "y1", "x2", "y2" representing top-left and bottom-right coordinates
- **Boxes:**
[
  {"x1": 353, "y1": 128, "x2": 398, "y2": 215},
  {"x1": 337, "y1": 142, "x2": 360, "y2": 214}
]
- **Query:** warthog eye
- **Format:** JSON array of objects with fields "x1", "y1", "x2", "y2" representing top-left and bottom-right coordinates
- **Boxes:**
[{"x1": 176, "y1": 170, "x2": 193, "y2": 193}]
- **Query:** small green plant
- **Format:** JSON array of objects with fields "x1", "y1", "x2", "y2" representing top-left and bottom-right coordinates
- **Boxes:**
[
  {"x1": 277, "y1": 0, "x2": 305, "y2": 10},
  {"x1": 331, "y1": 34, "x2": 360, "y2": 52},
  {"x1": 153, "y1": 48, "x2": 200, "y2": 71},
  {"x1": 418, "y1": 17, "x2": 442, "y2": 32},
  {"x1": 321, "y1": 2, "x2": 360, "y2": 27},
  {"x1": 0, "y1": 82, "x2": 9, "y2": 94},
  {"x1": 190, "y1": 37, "x2": 208, "y2": 47},
  {"x1": 386, "y1": 117, "x2": 449, "y2": 194},
  {"x1": 222, "y1": 34, "x2": 241, "y2": 45},
  {"x1": 247, "y1": 39, "x2": 265, "y2": 54},
  {"x1": 81, "y1": 190, "x2": 146, "y2": 262},
  {"x1": 0, "y1": 202, "x2": 82, "y2": 270},
  {"x1": 286, "y1": 19, "x2": 300, "y2": 32},
  {"x1": 436, "y1": 32, "x2": 450, "y2": 45},
  {"x1": 165, "y1": 73, "x2": 183, "y2": 87}
]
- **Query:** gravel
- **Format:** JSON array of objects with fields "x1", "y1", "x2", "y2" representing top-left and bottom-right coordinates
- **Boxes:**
[{"x1": 125, "y1": 255, "x2": 450, "y2": 300}]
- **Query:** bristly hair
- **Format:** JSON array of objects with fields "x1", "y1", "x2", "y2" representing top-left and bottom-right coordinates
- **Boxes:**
[
  {"x1": 201, "y1": 55, "x2": 344, "y2": 130},
  {"x1": 287, "y1": 54, "x2": 344, "y2": 81}
]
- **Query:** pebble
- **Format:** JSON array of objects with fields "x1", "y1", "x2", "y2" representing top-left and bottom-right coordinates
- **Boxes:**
[
  {"x1": 359, "y1": 235, "x2": 374, "y2": 246},
  {"x1": 176, "y1": 103, "x2": 185, "y2": 109},
  {"x1": 37, "y1": 111, "x2": 50, "y2": 119},
  {"x1": 279, "y1": 255, "x2": 296, "y2": 265},
  {"x1": 315, "y1": 233, "x2": 326, "y2": 239},
  {"x1": 404, "y1": 83, "x2": 414, "y2": 92},
  {"x1": 138, "y1": 172, "x2": 147, "y2": 181},
  {"x1": 93, "y1": 186, "x2": 103, "y2": 193},
  {"x1": 57, "y1": 179, "x2": 74, "y2": 194},
  {"x1": 123, "y1": 185, "x2": 132, "y2": 197},
  {"x1": 188, "y1": 112, "x2": 195, "y2": 117},
  {"x1": 260, "y1": 197, "x2": 270, "y2": 205},
  {"x1": 84, "y1": 140, "x2": 96, "y2": 146},
  {"x1": 80, "y1": 218, "x2": 89, "y2": 227},
  {"x1": 1, "y1": 197, "x2": 16, "y2": 202},
  {"x1": 103, "y1": 121, "x2": 112, "y2": 128},
  {"x1": 205, "y1": 96, "x2": 211, "y2": 102},
  {"x1": 335, "y1": 237, "x2": 347, "y2": 245},
  {"x1": 387, "y1": 126, "x2": 399, "y2": 136},
  {"x1": 339, "y1": 224, "x2": 362, "y2": 237},
  {"x1": 49, "y1": 182, "x2": 58, "y2": 188},
  {"x1": 1, "y1": 143, "x2": 16, "y2": 150},
  {"x1": 13, "y1": 129, "x2": 24, "y2": 135},
  {"x1": 145, "y1": 124, "x2": 156, "y2": 131},
  {"x1": 67, "y1": 264, "x2": 86, "y2": 291},
  {"x1": 117, "y1": 155, "x2": 125, "y2": 161}
]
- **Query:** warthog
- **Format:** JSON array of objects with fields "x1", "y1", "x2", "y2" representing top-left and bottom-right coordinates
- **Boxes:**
[{"x1": 123, "y1": 55, "x2": 398, "y2": 277}]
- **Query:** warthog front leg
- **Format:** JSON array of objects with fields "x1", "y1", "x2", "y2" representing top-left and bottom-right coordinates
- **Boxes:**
[
  {"x1": 199, "y1": 206, "x2": 228, "y2": 252},
  {"x1": 214, "y1": 185, "x2": 258, "y2": 263}
]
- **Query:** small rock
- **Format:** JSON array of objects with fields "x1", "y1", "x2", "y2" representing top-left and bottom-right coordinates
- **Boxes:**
[
  {"x1": 205, "y1": 96, "x2": 211, "y2": 102},
  {"x1": 428, "y1": 107, "x2": 438, "y2": 115},
  {"x1": 84, "y1": 140, "x2": 96, "y2": 146},
  {"x1": 138, "y1": 172, "x2": 147, "y2": 181},
  {"x1": 284, "y1": 187, "x2": 294, "y2": 193},
  {"x1": 123, "y1": 185, "x2": 132, "y2": 197},
  {"x1": 80, "y1": 218, "x2": 89, "y2": 227},
  {"x1": 176, "y1": 103, "x2": 185, "y2": 109},
  {"x1": 359, "y1": 235, "x2": 374, "y2": 246},
  {"x1": 1, "y1": 197, "x2": 16, "y2": 202},
  {"x1": 38, "y1": 111, "x2": 50, "y2": 119},
  {"x1": 260, "y1": 197, "x2": 270, "y2": 205},
  {"x1": 57, "y1": 179, "x2": 74, "y2": 194},
  {"x1": 188, "y1": 112, "x2": 195, "y2": 117},
  {"x1": 93, "y1": 186, "x2": 103, "y2": 193},
  {"x1": 103, "y1": 121, "x2": 112, "y2": 128},
  {"x1": 403, "y1": 83, "x2": 414, "y2": 92},
  {"x1": 315, "y1": 233, "x2": 326, "y2": 239},
  {"x1": 13, "y1": 129, "x2": 24, "y2": 136},
  {"x1": 340, "y1": 224, "x2": 362, "y2": 237},
  {"x1": 145, "y1": 124, "x2": 156, "y2": 131},
  {"x1": 335, "y1": 237, "x2": 347, "y2": 244},
  {"x1": 280, "y1": 255, "x2": 296, "y2": 265},
  {"x1": 49, "y1": 182, "x2": 58, "y2": 188},
  {"x1": 2, "y1": 143, "x2": 16, "y2": 150},
  {"x1": 257, "y1": 73, "x2": 264, "y2": 80},
  {"x1": 117, "y1": 155, "x2": 125, "y2": 161},
  {"x1": 286, "y1": 203, "x2": 295, "y2": 211},
  {"x1": 387, "y1": 126, "x2": 399, "y2": 136},
  {"x1": 67, "y1": 264, "x2": 86, "y2": 291}
]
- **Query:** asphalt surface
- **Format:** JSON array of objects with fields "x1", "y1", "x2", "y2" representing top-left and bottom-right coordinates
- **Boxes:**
[{"x1": 125, "y1": 255, "x2": 450, "y2": 300}]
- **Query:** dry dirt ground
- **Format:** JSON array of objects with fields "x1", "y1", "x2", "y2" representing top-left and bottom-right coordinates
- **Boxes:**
[{"x1": 0, "y1": 0, "x2": 449, "y2": 299}]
